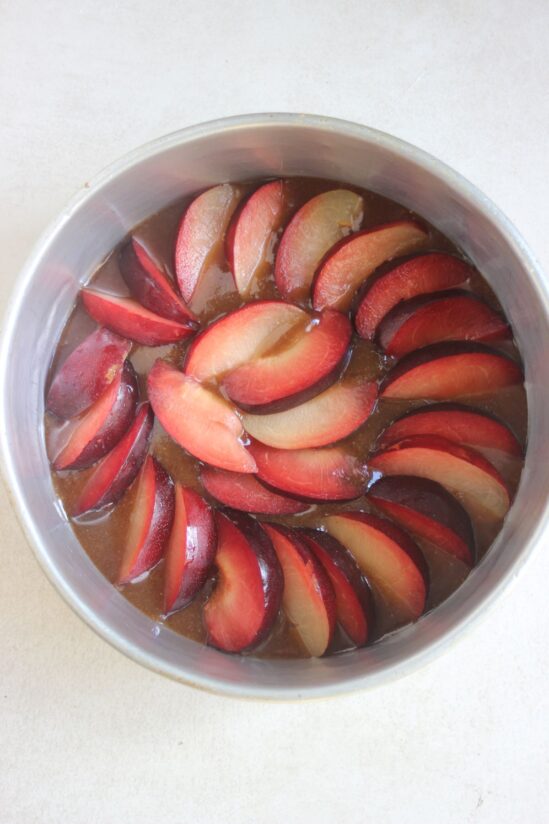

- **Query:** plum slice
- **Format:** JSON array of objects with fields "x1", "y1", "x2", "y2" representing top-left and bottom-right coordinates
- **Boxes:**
[
  {"x1": 275, "y1": 189, "x2": 364, "y2": 300},
  {"x1": 203, "y1": 512, "x2": 283, "y2": 653},
  {"x1": 163, "y1": 484, "x2": 216, "y2": 613},
  {"x1": 199, "y1": 467, "x2": 309, "y2": 515},
  {"x1": 378, "y1": 403, "x2": 522, "y2": 457},
  {"x1": 52, "y1": 361, "x2": 137, "y2": 471},
  {"x1": 46, "y1": 327, "x2": 131, "y2": 419},
  {"x1": 368, "y1": 476, "x2": 475, "y2": 566},
  {"x1": 355, "y1": 252, "x2": 473, "y2": 340},
  {"x1": 370, "y1": 434, "x2": 510, "y2": 520},
  {"x1": 312, "y1": 220, "x2": 429, "y2": 312},
  {"x1": 119, "y1": 237, "x2": 196, "y2": 324},
  {"x1": 147, "y1": 360, "x2": 256, "y2": 473},
  {"x1": 323, "y1": 512, "x2": 428, "y2": 623},
  {"x1": 300, "y1": 529, "x2": 374, "y2": 647},
  {"x1": 249, "y1": 441, "x2": 365, "y2": 501},
  {"x1": 117, "y1": 455, "x2": 174, "y2": 584},
  {"x1": 380, "y1": 342, "x2": 523, "y2": 400},
  {"x1": 377, "y1": 290, "x2": 510, "y2": 357},
  {"x1": 263, "y1": 524, "x2": 336, "y2": 657},
  {"x1": 82, "y1": 290, "x2": 195, "y2": 346},
  {"x1": 175, "y1": 183, "x2": 243, "y2": 303},
  {"x1": 241, "y1": 379, "x2": 377, "y2": 449},
  {"x1": 73, "y1": 402, "x2": 154, "y2": 515},
  {"x1": 184, "y1": 300, "x2": 306, "y2": 383},
  {"x1": 222, "y1": 309, "x2": 352, "y2": 411},
  {"x1": 226, "y1": 180, "x2": 288, "y2": 296}
]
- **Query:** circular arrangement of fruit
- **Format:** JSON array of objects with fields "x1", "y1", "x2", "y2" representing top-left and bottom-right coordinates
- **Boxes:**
[{"x1": 46, "y1": 180, "x2": 525, "y2": 658}]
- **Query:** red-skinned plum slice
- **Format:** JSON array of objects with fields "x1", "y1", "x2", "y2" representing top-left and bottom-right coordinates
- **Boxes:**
[
  {"x1": 249, "y1": 441, "x2": 365, "y2": 501},
  {"x1": 323, "y1": 512, "x2": 428, "y2": 623},
  {"x1": 226, "y1": 180, "x2": 288, "y2": 296},
  {"x1": 275, "y1": 189, "x2": 364, "y2": 300},
  {"x1": 163, "y1": 484, "x2": 216, "y2": 613},
  {"x1": 379, "y1": 403, "x2": 522, "y2": 457},
  {"x1": 203, "y1": 512, "x2": 283, "y2": 653},
  {"x1": 355, "y1": 253, "x2": 473, "y2": 340},
  {"x1": 46, "y1": 327, "x2": 131, "y2": 419},
  {"x1": 262, "y1": 524, "x2": 336, "y2": 657},
  {"x1": 380, "y1": 342, "x2": 523, "y2": 400},
  {"x1": 184, "y1": 300, "x2": 306, "y2": 383},
  {"x1": 82, "y1": 290, "x2": 195, "y2": 346},
  {"x1": 73, "y1": 402, "x2": 154, "y2": 515},
  {"x1": 313, "y1": 220, "x2": 429, "y2": 312},
  {"x1": 300, "y1": 529, "x2": 374, "y2": 647},
  {"x1": 200, "y1": 467, "x2": 309, "y2": 515},
  {"x1": 368, "y1": 475, "x2": 475, "y2": 566},
  {"x1": 222, "y1": 309, "x2": 352, "y2": 411},
  {"x1": 117, "y1": 456, "x2": 174, "y2": 584},
  {"x1": 377, "y1": 290, "x2": 510, "y2": 357},
  {"x1": 241, "y1": 379, "x2": 377, "y2": 449},
  {"x1": 147, "y1": 360, "x2": 256, "y2": 473},
  {"x1": 52, "y1": 361, "x2": 137, "y2": 471},
  {"x1": 370, "y1": 434, "x2": 510, "y2": 520},
  {"x1": 119, "y1": 237, "x2": 197, "y2": 324},
  {"x1": 175, "y1": 184, "x2": 243, "y2": 303}
]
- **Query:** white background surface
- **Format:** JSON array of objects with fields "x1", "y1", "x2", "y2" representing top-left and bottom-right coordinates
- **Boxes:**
[{"x1": 1, "y1": 1, "x2": 548, "y2": 822}]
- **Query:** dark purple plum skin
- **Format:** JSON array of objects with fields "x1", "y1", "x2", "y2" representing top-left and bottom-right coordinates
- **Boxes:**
[
  {"x1": 209, "y1": 511, "x2": 284, "y2": 652},
  {"x1": 52, "y1": 360, "x2": 138, "y2": 471},
  {"x1": 46, "y1": 327, "x2": 131, "y2": 419},
  {"x1": 119, "y1": 237, "x2": 197, "y2": 324},
  {"x1": 73, "y1": 402, "x2": 154, "y2": 515},
  {"x1": 368, "y1": 475, "x2": 476, "y2": 564},
  {"x1": 299, "y1": 528, "x2": 375, "y2": 644}
]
